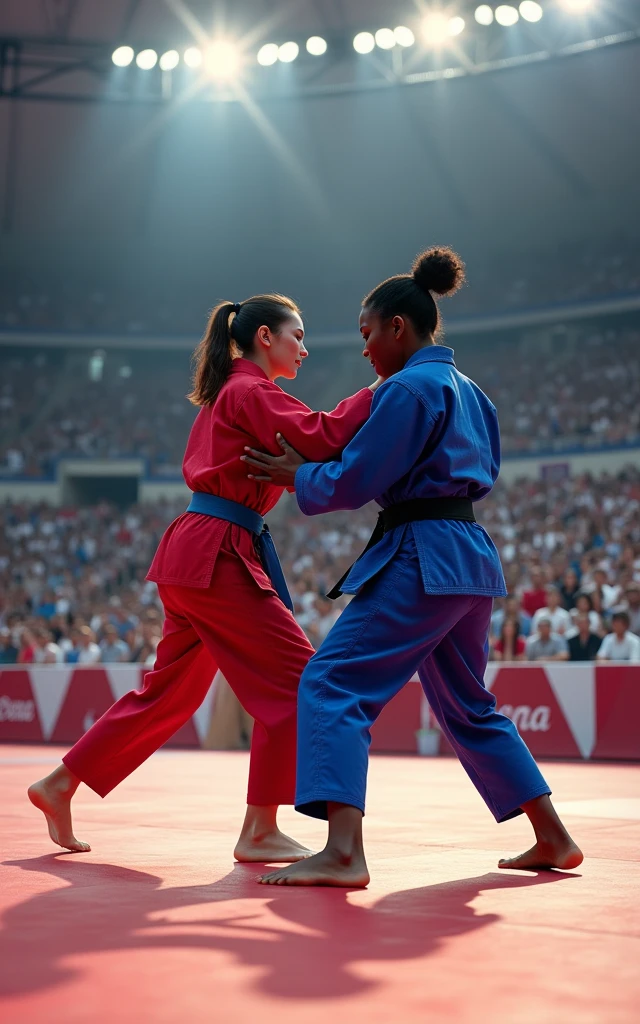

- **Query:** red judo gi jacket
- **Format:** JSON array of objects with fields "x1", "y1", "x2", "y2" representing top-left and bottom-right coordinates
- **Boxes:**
[{"x1": 147, "y1": 359, "x2": 373, "y2": 591}]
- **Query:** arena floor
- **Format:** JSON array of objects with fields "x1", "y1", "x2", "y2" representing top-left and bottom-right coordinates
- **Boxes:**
[{"x1": 0, "y1": 747, "x2": 638, "y2": 1024}]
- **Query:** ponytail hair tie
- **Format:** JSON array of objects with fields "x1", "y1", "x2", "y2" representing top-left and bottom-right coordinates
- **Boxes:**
[{"x1": 232, "y1": 302, "x2": 241, "y2": 315}]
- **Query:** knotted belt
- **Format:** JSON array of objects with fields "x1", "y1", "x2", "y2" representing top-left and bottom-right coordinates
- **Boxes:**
[
  {"x1": 327, "y1": 496, "x2": 476, "y2": 600},
  {"x1": 186, "y1": 492, "x2": 293, "y2": 612}
]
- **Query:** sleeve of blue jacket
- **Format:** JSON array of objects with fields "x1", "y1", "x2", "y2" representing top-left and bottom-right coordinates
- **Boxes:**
[{"x1": 295, "y1": 380, "x2": 436, "y2": 515}]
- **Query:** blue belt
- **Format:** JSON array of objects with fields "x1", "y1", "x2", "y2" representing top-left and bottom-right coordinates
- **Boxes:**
[{"x1": 186, "y1": 492, "x2": 293, "y2": 612}]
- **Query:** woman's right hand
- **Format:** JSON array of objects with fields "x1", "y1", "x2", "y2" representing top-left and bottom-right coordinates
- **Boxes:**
[
  {"x1": 241, "y1": 434, "x2": 307, "y2": 485},
  {"x1": 368, "y1": 375, "x2": 386, "y2": 392}
]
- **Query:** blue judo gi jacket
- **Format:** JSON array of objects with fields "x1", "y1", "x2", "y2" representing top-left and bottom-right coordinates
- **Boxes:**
[{"x1": 294, "y1": 345, "x2": 507, "y2": 598}]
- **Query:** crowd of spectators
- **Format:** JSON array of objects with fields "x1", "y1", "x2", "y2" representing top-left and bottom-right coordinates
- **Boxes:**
[
  {"x1": 453, "y1": 241, "x2": 640, "y2": 316},
  {"x1": 2, "y1": 242, "x2": 638, "y2": 335},
  {"x1": 2, "y1": 323, "x2": 640, "y2": 479},
  {"x1": 481, "y1": 467, "x2": 640, "y2": 662},
  {"x1": 0, "y1": 501, "x2": 171, "y2": 667},
  {"x1": 467, "y1": 326, "x2": 640, "y2": 454},
  {"x1": 1, "y1": 465, "x2": 640, "y2": 665},
  {"x1": 0, "y1": 349, "x2": 193, "y2": 478}
]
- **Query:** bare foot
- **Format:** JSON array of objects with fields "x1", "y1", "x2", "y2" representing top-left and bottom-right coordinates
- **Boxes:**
[
  {"x1": 257, "y1": 848, "x2": 370, "y2": 887},
  {"x1": 234, "y1": 829, "x2": 313, "y2": 864},
  {"x1": 499, "y1": 838, "x2": 583, "y2": 871},
  {"x1": 28, "y1": 779, "x2": 90, "y2": 853}
]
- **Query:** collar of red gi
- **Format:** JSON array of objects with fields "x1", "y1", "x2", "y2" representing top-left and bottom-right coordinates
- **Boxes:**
[{"x1": 230, "y1": 358, "x2": 270, "y2": 381}]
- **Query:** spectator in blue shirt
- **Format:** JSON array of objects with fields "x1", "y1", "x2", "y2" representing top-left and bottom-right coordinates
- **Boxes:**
[
  {"x1": 99, "y1": 623, "x2": 130, "y2": 663},
  {"x1": 33, "y1": 590, "x2": 57, "y2": 621}
]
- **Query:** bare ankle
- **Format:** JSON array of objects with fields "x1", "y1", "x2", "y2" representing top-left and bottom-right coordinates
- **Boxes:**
[
  {"x1": 49, "y1": 765, "x2": 80, "y2": 797},
  {"x1": 325, "y1": 843, "x2": 364, "y2": 866},
  {"x1": 33, "y1": 765, "x2": 78, "y2": 799},
  {"x1": 241, "y1": 804, "x2": 278, "y2": 839},
  {"x1": 240, "y1": 826, "x2": 276, "y2": 845},
  {"x1": 522, "y1": 794, "x2": 572, "y2": 845},
  {"x1": 325, "y1": 802, "x2": 364, "y2": 861},
  {"x1": 536, "y1": 827, "x2": 571, "y2": 848}
]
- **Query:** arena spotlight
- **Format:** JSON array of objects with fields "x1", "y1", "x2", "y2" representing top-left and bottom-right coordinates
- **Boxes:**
[
  {"x1": 257, "y1": 43, "x2": 279, "y2": 66},
  {"x1": 112, "y1": 45, "x2": 134, "y2": 67},
  {"x1": 306, "y1": 36, "x2": 327, "y2": 55},
  {"x1": 495, "y1": 5, "x2": 520, "y2": 25},
  {"x1": 136, "y1": 48, "x2": 158, "y2": 70},
  {"x1": 184, "y1": 46, "x2": 202, "y2": 68},
  {"x1": 353, "y1": 31, "x2": 375, "y2": 54},
  {"x1": 375, "y1": 28, "x2": 396, "y2": 50},
  {"x1": 159, "y1": 49, "x2": 180, "y2": 71},
  {"x1": 394, "y1": 26, "x2": 416, "y2": 47},
  {"x1": 474, "y1": 5, "x2": 494, "y2": 24},
  {"x1": 204, "y1": 41, "x2": 240, "y2": 78},
  {"x1": 519, "y1": 1, "x2": 543, "y2": 20},
  {"x1": 423, "y1": 12, "x2": 465, "y2": 45},
  {"x1": 422, "y1": 13, "x2": 449, "y2": 45},
  {"x1": 278, "y1": 41, "x2": 299, "y2": 63}
]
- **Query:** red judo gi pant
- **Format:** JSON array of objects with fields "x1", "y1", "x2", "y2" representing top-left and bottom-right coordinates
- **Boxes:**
[{"x1": 63, "y1": 547, "x2": 314, "y2": 805}]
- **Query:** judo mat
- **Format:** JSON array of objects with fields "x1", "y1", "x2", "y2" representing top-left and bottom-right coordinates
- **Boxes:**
[{"x1": 1, "y1": 745, "x2": 638, "y2": 1024}]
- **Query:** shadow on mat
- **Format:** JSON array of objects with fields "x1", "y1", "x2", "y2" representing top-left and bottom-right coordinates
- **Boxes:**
[{"x1": 0, "y1": 856, "x2": 578, "y2": 1000}]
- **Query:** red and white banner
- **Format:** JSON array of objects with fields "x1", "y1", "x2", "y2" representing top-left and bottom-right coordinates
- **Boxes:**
[
  {"x1": 0, "y1": 663, "x2": 638, "y2": 759},
  {"x1": 0, "y1": 665, "x2": 213, "y2": 748},
  {"x1": 484, "y1": 663, "x2": 596, "y2": 760}
]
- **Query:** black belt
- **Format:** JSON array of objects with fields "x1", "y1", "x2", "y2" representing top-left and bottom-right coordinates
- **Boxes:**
[{"x1": 327, "y1": 497, "x2": 476, "y2": 601}]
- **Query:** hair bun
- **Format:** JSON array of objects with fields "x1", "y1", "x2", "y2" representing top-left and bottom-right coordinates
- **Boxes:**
[{"x1": 411, "y1": 246, "x2": 465, "y2": 297}]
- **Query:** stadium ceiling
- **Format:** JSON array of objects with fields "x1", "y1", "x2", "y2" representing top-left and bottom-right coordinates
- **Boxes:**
[{"x1": 1, "y1": 0, "x2": 639, "y2": 104}]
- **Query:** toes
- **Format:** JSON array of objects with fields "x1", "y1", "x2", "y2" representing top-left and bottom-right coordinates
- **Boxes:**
[
  {"x1": 66, "y1": 840, "x2": 91, "y2": 853},
  {"x1": 256, "y1": 866, "x2": 304, "y2": 885}
]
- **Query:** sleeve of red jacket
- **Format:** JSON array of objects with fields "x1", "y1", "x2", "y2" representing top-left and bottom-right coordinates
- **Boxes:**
[{"x1": 234, "y1": 382, "x2": 373, "y2": 461}]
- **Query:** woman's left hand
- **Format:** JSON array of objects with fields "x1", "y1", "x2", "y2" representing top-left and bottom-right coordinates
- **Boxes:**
[{"x1": 241, "y1": 434, "x2": 307, "y2": 484}]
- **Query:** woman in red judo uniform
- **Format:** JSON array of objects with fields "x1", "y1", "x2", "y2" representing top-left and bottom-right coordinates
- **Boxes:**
[
  {"x1": 29, "y1": 293, "x2": 379, "y2": 858},
  {"x1": 243, "y1": 249, "x2": 584, "y2": 887}
]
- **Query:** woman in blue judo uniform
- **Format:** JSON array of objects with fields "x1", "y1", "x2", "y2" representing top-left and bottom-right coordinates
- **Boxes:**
[{"x1": 243, "y1": 246, "x2": 583, "y2": 887}]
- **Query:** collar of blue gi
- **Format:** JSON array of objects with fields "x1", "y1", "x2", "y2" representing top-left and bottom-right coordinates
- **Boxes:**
[{"x1": 404, "y1": 344, "x2": 455, "y2": 368}]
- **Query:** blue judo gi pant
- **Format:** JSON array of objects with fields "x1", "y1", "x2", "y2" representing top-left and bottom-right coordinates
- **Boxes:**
[{"x1": 295, "y1": 541, "x2": 550, "y2": 823}]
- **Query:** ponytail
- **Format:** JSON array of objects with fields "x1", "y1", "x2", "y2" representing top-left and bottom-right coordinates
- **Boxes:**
[
  {"x1": 188, "y1": 293, "x2": 300, "y2": 406},
  {"x1": 188, "y1": 302, "x2": 236, "y2": 406}
]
